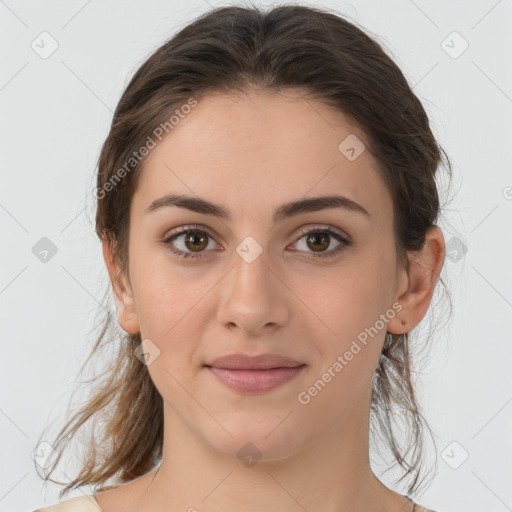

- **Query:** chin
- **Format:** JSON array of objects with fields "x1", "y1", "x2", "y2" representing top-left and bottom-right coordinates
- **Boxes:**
[{"x1": 203, "y1": 419, "x2": 307, "y2": 465}]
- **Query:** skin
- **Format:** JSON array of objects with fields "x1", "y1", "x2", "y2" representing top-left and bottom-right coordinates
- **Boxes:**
[{"x1": 98, "y1": 89, "x2": 445, "y2": 512}]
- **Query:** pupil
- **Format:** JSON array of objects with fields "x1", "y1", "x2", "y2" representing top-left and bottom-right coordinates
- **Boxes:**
[
  {"x1": 186, "y1": 232, "x2": 207, "y2": 251},
  {"x1": 309, "y1": 233, "x2": 328, "y2": 251}
]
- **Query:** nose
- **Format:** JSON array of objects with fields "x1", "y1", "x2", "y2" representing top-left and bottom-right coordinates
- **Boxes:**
[{"x1": 216, "y1": 245, "x2": 290, "y2": 336}]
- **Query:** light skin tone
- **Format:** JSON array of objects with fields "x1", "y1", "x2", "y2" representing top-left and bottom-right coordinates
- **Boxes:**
[{"x1": 97, "y1": 89, "x2": 445, "y2": 512}]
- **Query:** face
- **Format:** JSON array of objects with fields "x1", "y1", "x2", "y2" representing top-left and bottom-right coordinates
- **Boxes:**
[{"x1": 105, "y1": 89, "x2": 418, "y2": 463}]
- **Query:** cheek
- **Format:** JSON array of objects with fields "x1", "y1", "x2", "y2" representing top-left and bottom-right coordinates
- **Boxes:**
[
  {"x1": 130, "y1": 254, "x2": 216, "y2": 365},
  {"x1": 302, "y1": 251, "x2": 394, "y2": 367},
  {"x1": 296, "y1": 268, "x2": 390, "y2": 419},
  {"x1": 133, "y1": 270, "x2": 206, "y2": 398},
  {"x1": 130, "y1": 248, "x2": 200, "y2": 333}
]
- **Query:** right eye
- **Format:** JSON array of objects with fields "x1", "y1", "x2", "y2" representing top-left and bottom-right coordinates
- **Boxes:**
[{"x1": 162, "y1": 225, "x2": 219, "y2": 259}]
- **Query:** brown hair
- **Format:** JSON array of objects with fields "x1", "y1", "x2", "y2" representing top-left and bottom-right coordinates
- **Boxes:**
[{"x1": 36, "y1": 3, "x2": 453, "y2": 499}]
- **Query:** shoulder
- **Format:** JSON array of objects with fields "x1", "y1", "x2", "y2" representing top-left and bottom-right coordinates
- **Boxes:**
[{"x1": 33, "y1": 495, "x2": 102, "y2": 512}]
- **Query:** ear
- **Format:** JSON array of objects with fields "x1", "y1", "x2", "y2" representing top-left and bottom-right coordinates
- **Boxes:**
[
  {"x1": 102, "y1": 238, "x2": 140, "y2": 335},
  {"x1": 387, "y1": 226, "x2": 445, "y2": 334}
]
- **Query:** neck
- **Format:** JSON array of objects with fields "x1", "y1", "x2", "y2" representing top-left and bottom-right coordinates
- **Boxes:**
[{"x1": 130, "y1": 387, "x2": 412, "y2": 512}]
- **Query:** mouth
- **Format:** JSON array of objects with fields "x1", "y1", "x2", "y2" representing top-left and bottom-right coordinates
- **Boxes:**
[
  {"x1": 204, "y1": 364, "x2": 306, "y2": 393},
  {"x1": 204, "y1": 353, "x2": 305, "y2": 370}
]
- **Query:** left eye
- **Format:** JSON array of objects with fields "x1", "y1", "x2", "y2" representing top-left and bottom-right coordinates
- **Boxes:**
[
  {"x1": 291, "y1": 226, "x2": 349, "y2": 258},
  {"x1": 162, "y1": 225, "x2": 350, "y2": 260}
]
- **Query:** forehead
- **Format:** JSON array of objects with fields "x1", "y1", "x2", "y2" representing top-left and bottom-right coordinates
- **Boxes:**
[{"x1": 132, "y1": 90, "x2": 392, "y2": 222}]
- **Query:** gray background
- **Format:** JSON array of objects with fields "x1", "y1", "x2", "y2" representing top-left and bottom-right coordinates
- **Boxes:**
[{"x1": 1, "y1": 1, "x2": 511, "y2": 511}]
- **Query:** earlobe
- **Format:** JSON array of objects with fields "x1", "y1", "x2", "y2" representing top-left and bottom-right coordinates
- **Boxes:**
[
  {"x1": 101, "y1": 239, "x2": 140, "y2": 335},
  {"x1": 387, "y1": 226, "x2": 445, "y2": 334}
]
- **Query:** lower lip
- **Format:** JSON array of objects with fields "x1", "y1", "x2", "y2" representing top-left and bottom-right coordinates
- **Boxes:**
[{"x1": 206, "y1": 365, "x2": 306, "y2": 393}]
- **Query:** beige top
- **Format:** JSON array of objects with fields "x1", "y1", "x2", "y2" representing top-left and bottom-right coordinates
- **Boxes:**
[
  {"x1": 33, "y1": 494, "x2": 439, "y2": 512},
  {"x1": 33, "y1": 495, "x2": 101, "y2": 511}
]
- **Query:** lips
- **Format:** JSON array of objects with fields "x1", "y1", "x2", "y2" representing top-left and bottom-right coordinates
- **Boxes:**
[
  {"x1": 204, "y1": 353, "x2": 305, "y2": 370},
  {"x1": 204, "y1": 353, "x2": 306, "y2": 393}
]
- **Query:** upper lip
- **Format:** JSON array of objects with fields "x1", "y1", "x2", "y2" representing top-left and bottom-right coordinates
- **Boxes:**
[{"x1": 205, "y1": 353, "x2": 305, "y2": 370}]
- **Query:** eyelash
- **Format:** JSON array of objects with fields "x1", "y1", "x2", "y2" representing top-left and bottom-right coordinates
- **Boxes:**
[{"x1": 162, "y1": 224, "x2": 351, "y2": 261}]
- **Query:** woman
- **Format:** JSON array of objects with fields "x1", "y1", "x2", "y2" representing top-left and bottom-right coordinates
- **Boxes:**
[{"x1": 34, "y1": 4, "x2": 451, "y2": 512}]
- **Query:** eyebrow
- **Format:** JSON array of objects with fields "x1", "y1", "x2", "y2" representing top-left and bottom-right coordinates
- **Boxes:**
[{"x1": 144, "y1": 193, "x2": 370, "y2": 222}]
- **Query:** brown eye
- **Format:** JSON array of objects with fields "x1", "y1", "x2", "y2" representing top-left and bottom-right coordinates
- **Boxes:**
[
  {"x1": 306, "y1": 232, "x2": 330, "y2": 252},
  {"x1": 183, "y1": 231, "x2": 209, "y2": 252},
  {"x1": 292, "y1": 226, "x2": 350, "y2": 259},
  {"x1": 163, "y1": 227, "x2": 216, "y2": 259},
  {"x1": 163, "y1": 224, "x2": 350, "y2": 261}
]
